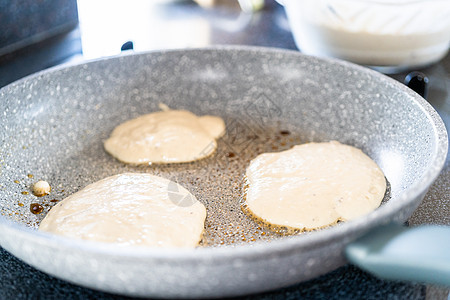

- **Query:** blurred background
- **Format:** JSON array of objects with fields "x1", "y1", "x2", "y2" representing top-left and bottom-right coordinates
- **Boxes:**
[{"x1": 0, "y1": 0, "x2": 295, "y2": 87}]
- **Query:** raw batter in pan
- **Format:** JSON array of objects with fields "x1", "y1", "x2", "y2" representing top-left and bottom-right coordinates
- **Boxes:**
[
  {"x1": 244, "y1": 141, "x2": 386, "y2": 231},
  {"x1": 104, "y1": 104, "x2": 225, "y2": 164},
  {"x1": 39, "y1": 173, "x2": 207, "y2": 248}
]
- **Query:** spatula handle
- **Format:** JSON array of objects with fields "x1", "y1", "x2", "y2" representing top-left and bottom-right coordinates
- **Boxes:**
[{"x1": 345, "y1": 223, "x2": 450, "y2": 286}]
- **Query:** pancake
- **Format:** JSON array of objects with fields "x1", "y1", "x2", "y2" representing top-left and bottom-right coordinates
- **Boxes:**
[
  {"x1": 39, "y1": 173, "x2": 207, "y2": 248},
  {"x1": 104, "y1": 106, "x2": 225, "y2": 164},
  {"x1": 244, "y1": 141, "x2": 386, "y2": 231}
]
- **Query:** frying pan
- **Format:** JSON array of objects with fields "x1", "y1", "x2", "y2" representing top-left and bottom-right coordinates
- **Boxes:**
[{"x1": 0, "y1": 46, "x2": 448, "y2": 298}]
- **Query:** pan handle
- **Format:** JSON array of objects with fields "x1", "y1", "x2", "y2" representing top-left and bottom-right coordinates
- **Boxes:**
[{"x1": 345, "y1": 223, "x2": 450, "y2": 287}]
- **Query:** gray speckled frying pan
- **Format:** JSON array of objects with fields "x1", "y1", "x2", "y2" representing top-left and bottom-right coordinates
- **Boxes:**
[{"x1": 0, "y1": 46, "x2": 448, "y2": 298}]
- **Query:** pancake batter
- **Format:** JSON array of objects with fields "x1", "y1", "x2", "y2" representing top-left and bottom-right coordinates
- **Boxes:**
[
  {"x1": 104, "y1": 106, "x2": 225, "y2": 164},
  {"x1": 39, "y1": 173, "x2": 207, "y2": 248},
  {"x1": 244, "y1": 141, "x2": 386, "y2": 231}
]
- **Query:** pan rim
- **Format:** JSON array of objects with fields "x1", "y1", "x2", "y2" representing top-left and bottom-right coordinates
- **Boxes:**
[{"x1": 0, "y1": 45, "x2": 448, "y2": 262}]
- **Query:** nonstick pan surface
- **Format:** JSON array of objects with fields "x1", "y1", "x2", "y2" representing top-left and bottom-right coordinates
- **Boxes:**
[{"x1": 0, "y1": 47, "x2": 447, "y2": 298}]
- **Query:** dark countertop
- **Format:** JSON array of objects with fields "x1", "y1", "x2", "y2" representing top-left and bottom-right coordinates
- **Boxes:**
[{"x1": 0, "y1": 1, "x2": 449, "y2": 299}]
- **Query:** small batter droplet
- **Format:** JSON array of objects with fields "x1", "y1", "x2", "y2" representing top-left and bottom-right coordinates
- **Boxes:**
[{"x1": 32, "y1": 180, "x2": 51, "y2": 197}]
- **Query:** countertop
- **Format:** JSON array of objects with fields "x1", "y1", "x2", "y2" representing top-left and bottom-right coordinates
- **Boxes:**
[{"x1": 0, "y1": 1, "x2": 448, "y2": 299}]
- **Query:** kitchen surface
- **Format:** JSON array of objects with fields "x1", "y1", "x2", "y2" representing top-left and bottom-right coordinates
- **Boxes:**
[{"x1": 0, "y1": 1, "x2": 449, "y2": 299}]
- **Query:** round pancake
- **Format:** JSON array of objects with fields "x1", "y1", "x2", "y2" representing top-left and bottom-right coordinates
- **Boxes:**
[
  {"x1": 104, "y1": 109, "x2": 225, "y2": 164},
  {"x1": 244, "y1": 141, "x2": 386, "y2": 230},
  {"x1": 39, "y1": 173, "x2": 207, "y2": 248}
]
